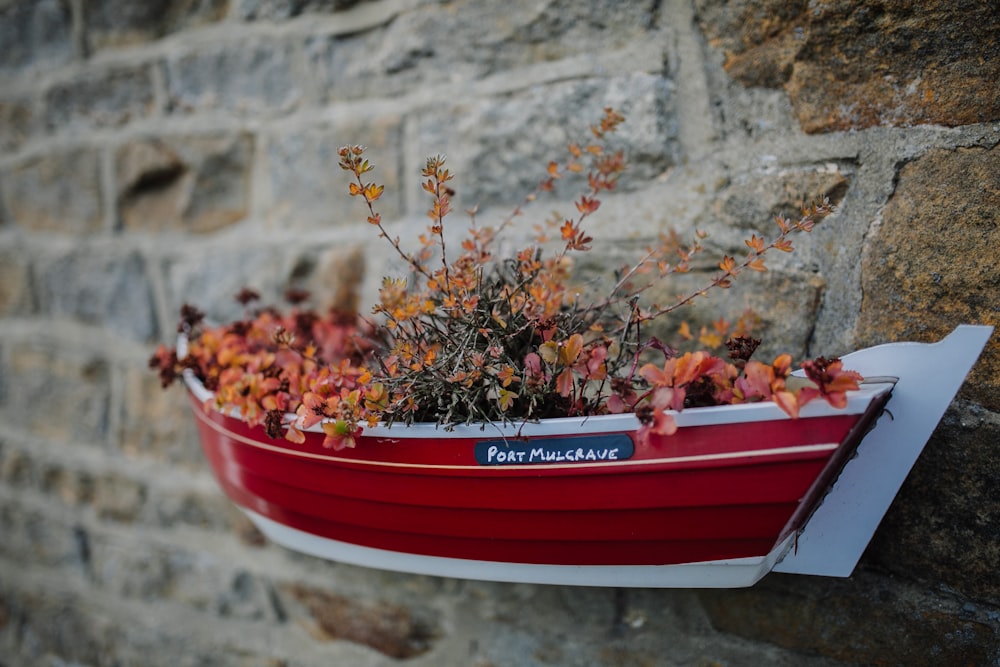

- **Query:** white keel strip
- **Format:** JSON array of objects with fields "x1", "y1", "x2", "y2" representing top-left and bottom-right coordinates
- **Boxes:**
[{"x1": 243, "y1": 508, "x2": 795, "y2": 588}]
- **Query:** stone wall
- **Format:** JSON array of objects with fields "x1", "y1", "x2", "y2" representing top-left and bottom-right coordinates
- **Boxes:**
[{"x1": 0, "y1": 0, "x2": 997, "y2": 665}]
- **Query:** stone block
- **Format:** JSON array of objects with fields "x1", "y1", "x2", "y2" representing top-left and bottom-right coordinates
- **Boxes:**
[
  {"x1": 858, "y1": 144, "x2": 1000, "y2": 410},
  {"x1": 633, "y1": 266, "x2": 824, "y2": 362},
  {"x1": 0, "y1": 243, "x2": 34, "y2": 316},
  {"x1": 165, "y1": 41, "x2": 302, "y2": 116},
  {"x1": 0, "y1": 340, "x2": 110, "y2": 444},
  {"x1": 0, "y1": 502, "x2": 84, "y2": 567},
  {"x1": 0, "y1": 584, "x2": 290, "y2": 667},
  {"x1": 119, "y1": 364, "x2": 205, "y2": 465},
  {"x1": 0, "y1": 443, "x2": 35, "y2": 487},
  {"x1": 699, "y1": 570, "x2": 1000, "y2": 666},
  {"x1": 41, "y1": 465, "x2": 97, "y2": 507},
  {"x1": 306, "y1": 0, "x2": 659, "y2": 100},
  {"x1": 82, "y1": 0, "x2": 229, "y2": 51},
  {"x1": 0, "y1": 588, "x2": 104, "y2": 667},
  {"x1": 235, "y1": 0, "x2": 363, "y2": 20},
  {"x1": 867, "y1": 402, "x2": 1000, "y2": 603},
  {"x1": 708, "y1": 167, "x2": 850, "y2": 235},
  {"x1": 0, "y1": 0, "x2": 74, "y2": 75},
  {"x1": 45, "y1": 64, "x2": 156, "y2": 131},
  {"x1": 151, "y1": 488, "x2": 238, "y2": 532},
  {"x1": 278, "y1": 582, "x2": 439, "y2": 658},
  {"x1": 116, "y1": 133, "x2": 254, "y2": 233},
  {"x1": 265, "y1": 118, "x2": 403, "y2": 228},
  {"x1": 0, "y1": 149, "x2": 104, "y2": 234},
  {"x1": 34, "y1": 247, "x2": 158, "y2": 341},
  {"x1": 163, "y1": 243, "x2": 337, "y2": 325},
  {"x1": 697, "y1": 0, "x2": 1000, "y2": 132},
  {"x1": 86, "y1": 534, "x2": 281, "y2": 620},
  {"x1": 92, "y1": 472, "x2": 147, "y2": 522},
  {"x1": 0, "y1": 96, "x2": 37, "y2": 152},
  {"x1": 88, "y1": 537, "x2": 177, "y2": 600},
  {"x1": 411, "y1": 74, "x2": 677, "y2": 212}
]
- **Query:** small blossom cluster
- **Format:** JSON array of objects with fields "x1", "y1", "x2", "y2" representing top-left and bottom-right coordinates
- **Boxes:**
[{"x1": 152, "y1": 108, "x2": 860, "y2": 449}]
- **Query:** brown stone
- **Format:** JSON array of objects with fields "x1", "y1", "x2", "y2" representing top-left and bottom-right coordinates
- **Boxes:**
[
  {"x1": 695, "y1": 0, "x2": 809, "y2": 88},
  {"x1": 116, "y1": 133, "x2": 254, "y2": 233},
  {"x1": 280, "y1": 583, "x2": 438, "y2": 658},
  {"x1": 697, "y1": 0, "x2": 1000, "y2": 132},
  {"x1": 858, "y1": 144, "x2": 999, "y2": 410}
]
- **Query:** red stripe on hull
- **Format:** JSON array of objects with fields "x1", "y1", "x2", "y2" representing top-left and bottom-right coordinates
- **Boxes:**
[{"x1": 212, "y1": 478, "x2": 781, "y2": 565}]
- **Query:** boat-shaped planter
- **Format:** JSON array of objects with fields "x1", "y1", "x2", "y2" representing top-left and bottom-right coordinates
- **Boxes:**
[{"x1": 184, "y1": 325, "x2": 992, "y2": 587}]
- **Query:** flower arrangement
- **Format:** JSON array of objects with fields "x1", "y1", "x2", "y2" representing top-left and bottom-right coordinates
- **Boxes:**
[{"x1": 151, "y1": 108, "x2": 862, "y2": 450}]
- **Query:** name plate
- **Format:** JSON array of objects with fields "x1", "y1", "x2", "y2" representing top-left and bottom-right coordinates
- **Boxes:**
[{"x1": 474, "y1": 434, "x2": 634, "y2": 466}]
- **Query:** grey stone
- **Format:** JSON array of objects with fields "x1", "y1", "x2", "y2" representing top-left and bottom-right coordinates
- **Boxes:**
[
  {"x1": 411, "y1": 74, "x2": 677, "y2": 212},
  {"x1": 152, "y1": 488, "x2": 235, "y2": 531},
  {"x1": 85, "y1": 536, "x2": 278, "y2": 620},
  {"x1": 0, "y1": 340, "x2": 111, "y2": 444},
  {"x1": 707, "y1": 168, "x2": 850, "y2": 236},
  {"x1": 615, "y1": 262, "x2": 825, "y2": 362},
  {"x1": 0, "y1": 0, "x2": 74, "y2": 74},
  {"x1": 163, "y1": 243, "x2": 330, "y2": 324},
  {"x1": 215, "y1": 570, "x2": 280, "y2": 621},
  {"x1": 0, "y1": 149, "x2": 104, "y2": 234},
  {"x1": 165, "y1": 41, "x2": 303, "y2": 116},
  {"x1": 0, "y1": 502, "x2": 84, "y2": 567},
  {"x1": 0, "y1": 96, "x2": 38, "y2": 151},
  {"x1": 306, "y1": 0, "x2": 659, "y2": 101},
  {"x1": 0, "y1": 582, "x2": 292, "y2": 667},
  {"x1": 45, "y1": 64, "x2": 156, "y2": 130},
  {"x1": 235, "y1": 0, "x2": 363, "y2": 20},
  {"x1": 0, "y1": 242, "x2": 35, "y2": 316},
  {"x1": 89, "y1": 538, "x2": 177, "y2": 600},
  {"x1": 265, "y1": 118, "x2": 403, "y2": 228},
  {"x1": 119, "y1": 363, "x2": 206, "y2": 466},
  {"x1": 35, "y1": 247, "x2": 158, "y2": 341},
  {"x1": 116, "y1": 133, "x2": 254, "y2": 233},
  {"x1": 82, "y1": 0, "x2": 229, "y2": 51}
]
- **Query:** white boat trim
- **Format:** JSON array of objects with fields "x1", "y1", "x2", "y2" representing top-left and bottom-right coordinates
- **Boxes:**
[
  {"x1": 242, "y1": 507, "x2": 795, "y2": 588},
  {"x1": 775, "y1": 325, "x2": 993, "y2": 577}
]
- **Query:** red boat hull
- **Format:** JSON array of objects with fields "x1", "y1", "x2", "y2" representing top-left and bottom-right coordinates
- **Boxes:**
[{"x1": 189, "y1": 384, "x2": 892, "y2": 569}]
